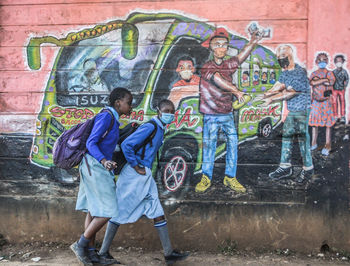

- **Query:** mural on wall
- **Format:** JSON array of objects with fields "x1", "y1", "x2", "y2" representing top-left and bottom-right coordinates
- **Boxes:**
[{"x1": 26, "y1": 12, "x2": 349, "y2": 203}]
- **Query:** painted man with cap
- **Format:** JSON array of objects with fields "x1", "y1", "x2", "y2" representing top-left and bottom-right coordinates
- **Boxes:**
[{"x1": 195, "y1": 27, "x2": 262, "y2": 193}]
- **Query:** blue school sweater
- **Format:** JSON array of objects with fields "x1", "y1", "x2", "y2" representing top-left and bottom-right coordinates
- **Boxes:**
[
  {"x1": 86, "y1": 107, "x2": 120, "y2": 162},
  {"x1": 121, "y1": 117, "x2": 164, "y2": 169}
]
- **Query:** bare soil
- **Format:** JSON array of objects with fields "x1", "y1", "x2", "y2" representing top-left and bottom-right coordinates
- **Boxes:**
[{"x1": 0, "y1": 242, "x2": 349, "y2": 266}]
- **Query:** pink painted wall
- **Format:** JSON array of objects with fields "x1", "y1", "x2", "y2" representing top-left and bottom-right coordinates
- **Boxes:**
[{"x1": 1, "y1": 0, "x2": 349, "y2": 133}]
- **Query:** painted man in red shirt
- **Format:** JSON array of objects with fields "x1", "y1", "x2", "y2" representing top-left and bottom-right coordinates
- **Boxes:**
[{"x1": 195, "y1": 27, "x2": 262, "y2": 193}]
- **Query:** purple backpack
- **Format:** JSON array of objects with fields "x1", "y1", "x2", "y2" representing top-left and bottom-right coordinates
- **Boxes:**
[{"x1": 52, "y1": 109, "x2": 114, "y2": 170}]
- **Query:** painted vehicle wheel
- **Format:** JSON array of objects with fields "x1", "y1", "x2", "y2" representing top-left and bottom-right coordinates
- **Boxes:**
[
  {"x1": 157, "y1": 144, "x2": 196, "y2": 198},
  {"x1": 258, "y1": 117, "x2": 273, "y2": 138},
  {"x1": 163, "y1": 155, "x2": 188, "y2": 192}
]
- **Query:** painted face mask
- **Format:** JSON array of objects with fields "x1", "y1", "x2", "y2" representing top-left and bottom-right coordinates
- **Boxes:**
[
  {"x1": 336, "y1": 62, "x2": 343, "y2": 68},
  {"x1": 318, "y1": 62, "x2": 327, "y2": 69},
  {"x1": 160, "y1": 112, "x2": 175, "y2": 124},
  {"x1": 278, "y1": 57, "x2": 290, "y2": 68},
  {"x1": 179, "y1": 70, "x2": 193, "y2": 81}
]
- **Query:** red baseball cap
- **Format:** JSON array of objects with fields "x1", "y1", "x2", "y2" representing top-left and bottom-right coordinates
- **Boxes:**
[{"x1": 201, "y1": 27, "x2": 230, "y2": 48}]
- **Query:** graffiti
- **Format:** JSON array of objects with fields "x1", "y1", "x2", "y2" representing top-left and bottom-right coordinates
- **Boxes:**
[
  {"x1": 121, "y1": 110, "x2": 145, "y2": 122},
  {"x1": 50, "y1": 106, "x2": 95, "y2": 120},
  {"x1": 168, "y1": 107, "x2": 199, "y2": 129},
  {"x1": 25, "y1": 12, "x2": 284, "y2": 196},
  {"x1": 21, "y1": 10, "x2": 349, "y2": 205},
  {"x1": 309, "y1": 52, "x2": 336, "y2": 156},
  {"x1": 172, "y1": 22, "x2": 213, "y2": 39},
  {"x1": 241, "y1": 105, "x2": 280, "y2": 123},
  {"x1": 333, "y1": 54, "x2": 349, "y2": 122},
  {"x1": 195, "y1": 24, "x2": 271, "y2": 194}
]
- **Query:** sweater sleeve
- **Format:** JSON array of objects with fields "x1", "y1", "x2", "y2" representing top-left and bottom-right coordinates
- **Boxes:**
[
  {"x1": 121, "y1": 123, "x2": 156, "y2": 167},
  {"x1": 86, "y1": 112, "x2": 113, "y2": 162}
]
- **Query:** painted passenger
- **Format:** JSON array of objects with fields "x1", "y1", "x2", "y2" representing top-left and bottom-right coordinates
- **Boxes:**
[
  {"x1": 332, "y1": 54, "x2": 349, "y2": 122},
  {"x1": 195, "y1": 27, "x2": 262, "y2": 193},
  {"x1": 70, "y1": 87, "x2": 133, "y2": 266},
  {"x1": 168, "y1": 56, "x2": 200, "y2": 108},
  {"x1": 69, "y1": 59, "x2": 108, "y2": 93},
  {"x1": 253, "y1": 70, "x2": 260, "y2": 85},
  {"x1": 261, "y1": 71, "x2": 268, "y2": 84},
  {"x1": 256, "y1": 45, "x2": 314, "y2": 184},
  {"x1": 309, "y1": 53, "x2": 336, "y2": 156},
  {"x1": 98, "y1": 99, "x2": 189, "y2": 265},
  {"x1": 269, "y1": 71, "x2": 276, "y2": 84},
  {"x1": 242, "y1": 71, "x2": 250, "y2": 87}
]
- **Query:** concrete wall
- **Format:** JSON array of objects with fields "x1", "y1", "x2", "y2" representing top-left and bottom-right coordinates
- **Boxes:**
[{"x1": 1, "y1": 0, "x2": 350, "y2": 253}]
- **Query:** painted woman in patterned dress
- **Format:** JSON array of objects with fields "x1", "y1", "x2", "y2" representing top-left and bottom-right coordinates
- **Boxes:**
[{"x1": 309, "y1": 53, "x2": 336, "y2": 156}]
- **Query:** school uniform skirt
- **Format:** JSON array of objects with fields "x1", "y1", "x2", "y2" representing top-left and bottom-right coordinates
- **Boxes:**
[
  {"x1": 110, "y1": 163, "x2": 164, "y2": 224},
  {"x1": 75, "y1": 154, "x2": 118, "y2": 218}
]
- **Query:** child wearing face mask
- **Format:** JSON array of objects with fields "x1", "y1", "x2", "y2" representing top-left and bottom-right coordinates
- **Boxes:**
[
  {"x1": 97, "y1": 99, "x2": 189, "y2": 265},
  {"x1": 332, "y1": 54, "x2": 349, "y2": 123},
  {"x1": 168, "y1": 56, "x2": 200, "y2": 108},
  {"x1": 309, "y1": 53, "x2": 336, "y2": 156}
]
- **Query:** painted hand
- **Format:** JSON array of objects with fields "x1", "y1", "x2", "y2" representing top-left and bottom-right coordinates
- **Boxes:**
[
  {"x1": 257, "y1": 97, "x2": 272, "y2": 107},
  {"x1": 235, "y1": 91, "x2": 245, "y2": 103}
]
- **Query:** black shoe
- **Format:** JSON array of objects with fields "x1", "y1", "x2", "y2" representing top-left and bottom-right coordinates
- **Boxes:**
[
  {"x1": 88, "y1": 248, "x2": 100, "y2": 263},
  {"x1": 70, "y1": 241, "x2": 93, "y2": 266},
  {"x1": 269, "y1": 167, "x2": 292, "y2": 180},
  {"x1": 97, "y1": 251, "x2": 121, "y2": 265},
  {"x1": 296, "y1": 169, "x2": 314, "y2": 184},
  {"x1": 165, "y1": 250, "x2": 189, "y2": 265}
]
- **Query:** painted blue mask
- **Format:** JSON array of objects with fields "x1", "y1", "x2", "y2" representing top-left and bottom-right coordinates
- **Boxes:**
[
  {"x1": 160, "y1": 113, "x2": 175, "y2": 124},
  {"x1": 318, "y1": 62, "x2": 327, "y2": 69}
]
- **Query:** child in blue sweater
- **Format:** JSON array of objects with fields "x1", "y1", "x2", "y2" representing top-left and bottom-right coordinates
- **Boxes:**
[
  {"x1": 70, "y1": 87, "x2": 132, "y2": 266},
  {"x1": 98, "y1": 99, "x2": 189, "y2": 265}
]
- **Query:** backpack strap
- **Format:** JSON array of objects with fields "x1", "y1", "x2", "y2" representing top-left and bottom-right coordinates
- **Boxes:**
[
  {"x1": 135, "y1": 120, "x2": 158, "y2": 160},
  {"x1": 99, "y1": 108, "x2": 115, "y2": 142}
]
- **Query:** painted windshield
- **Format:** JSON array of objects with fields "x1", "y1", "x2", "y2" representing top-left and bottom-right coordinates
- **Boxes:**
[{"x1": 55, "y1": 23, "x2": 171, "y2": 107}]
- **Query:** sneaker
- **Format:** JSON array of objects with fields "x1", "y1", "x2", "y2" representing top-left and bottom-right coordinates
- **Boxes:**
[
  {"x1": 223, "y1": 176, "x2": 246, "y2": 193},
  {"x1": 321, "y1": 148, "x2": 330, "y2": 156},
  {"x1": 269, "y1": 167, "x2": 292, "y2": 180},
  {"x1": 165, "y1": 250, "x2": 189, "y2": 265},
  {"x1": 97, "y1": 251, "x2": 121, "y2": 265},
  {"x1": 310, "y1": 144, "x2": 318, "y2": 151},
  {"x1": 88, "y1": 248, "x2": 100, "y2": 263},
  {"x1": 296, "y1": 168, "x2": 314, "y2": 184},
  {"x1": 195, "y1": 174, "x2": 211, "y2": 193},
  {"x1": 70, "y1": 241, "x2": 93, "y2": 266}
]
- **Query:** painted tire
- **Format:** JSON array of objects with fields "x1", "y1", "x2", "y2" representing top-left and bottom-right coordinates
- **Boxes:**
[{"x1": 157, "y1": 146, "x2": 194, "y2": 197}]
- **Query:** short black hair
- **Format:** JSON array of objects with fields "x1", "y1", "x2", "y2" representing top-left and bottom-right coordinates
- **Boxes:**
[
  {"x1": 158, "y1": 99, "x2": 175, "y2": 111},
  {"x1": 177, "y1": 56, "x2": 195, "y2": 67},
  {"x1": 334, "y1": 54, "x2": 345, "y2": 63},
  {"x1": 316, "y1": 52, "x2": 328, "y2": 61},
  {"x1": 109, "y1": 87, "x2": 131, "y2": 106}
]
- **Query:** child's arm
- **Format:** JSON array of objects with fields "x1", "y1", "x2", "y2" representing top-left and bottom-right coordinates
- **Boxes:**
[
  {"x1": 86, "y1": 112, "x2": 113, "y2": 163},
  {"x1": 121, "y1": 123, "x2": 156, "y2": 171}
]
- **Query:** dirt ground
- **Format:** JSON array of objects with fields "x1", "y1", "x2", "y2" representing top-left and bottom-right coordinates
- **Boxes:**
[{"x1": 0, "y1": 242, "x2": 349, "y2": 266}]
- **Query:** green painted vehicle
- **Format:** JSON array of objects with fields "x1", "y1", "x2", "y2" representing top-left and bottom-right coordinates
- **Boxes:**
[{"x1": 28, "y1": 12, "x2": 282, "y2": 195}]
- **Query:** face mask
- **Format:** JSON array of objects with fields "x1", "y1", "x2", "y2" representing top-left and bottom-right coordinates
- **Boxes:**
[
  {"x1": 160, "y1": 112, "x2": 175, "y2": 124},
  {"x1": 179, "y1": 70, "x2": 193, "y2": 81},
  {"x1": 336, "y1": 62, "x2": 343, "y2": 68},
  {"x1": 318, "y1": 62, "x2": 327, "y2": 69},
  {"x1": 278, "y1": 57, "x2": 290, "y2": 68}
]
